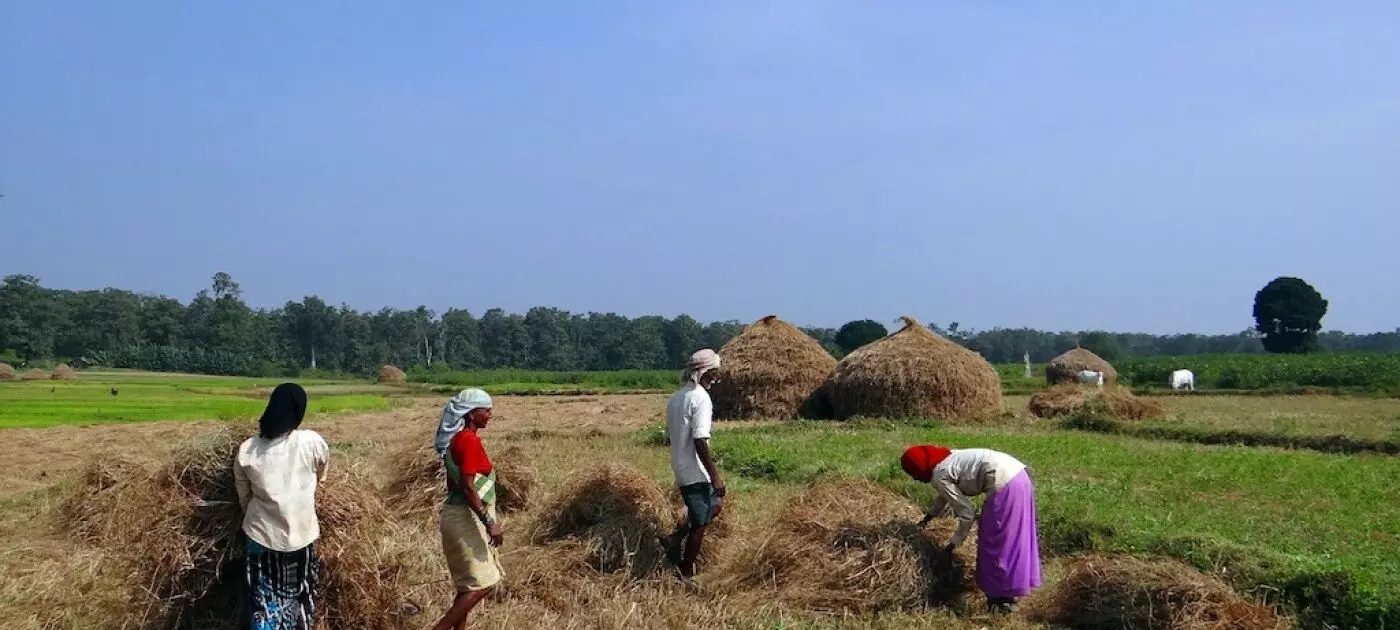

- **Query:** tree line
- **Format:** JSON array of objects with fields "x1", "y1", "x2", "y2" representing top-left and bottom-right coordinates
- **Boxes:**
[{"x1": 1, "y1": 273, "x2": 1396, "y2": 377}]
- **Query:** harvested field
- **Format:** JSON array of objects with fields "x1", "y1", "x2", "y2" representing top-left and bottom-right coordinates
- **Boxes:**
[{"x1": 1029, "y1": 384, "x2": 1166, "y2": 421}]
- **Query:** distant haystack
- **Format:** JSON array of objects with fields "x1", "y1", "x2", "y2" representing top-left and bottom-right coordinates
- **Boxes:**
[
  {"x1": 1046, "y1": 347, "x2": 1118, "y2": 386},
  {"x1": 710, "y1": 315, "x2": 837, "y2": 420},
  {"x1": 20, "y1": 368, "x2": 48, "y2": 381},
  {"x1": 827, "y1": 316, "x2": 1003, "y2": 421},
  {"x1": 0, "y1": 363, "x2": 14, "y2": 381},
  {"x1": 377, "y1": 364, "x2": 406, "y2": 384},
  {"x1": 1028, "y1": 384, "x2": 1164, "y2": 421},
  {"x1": 51, "y1": 364, "x2": 77, "y2": 380}
]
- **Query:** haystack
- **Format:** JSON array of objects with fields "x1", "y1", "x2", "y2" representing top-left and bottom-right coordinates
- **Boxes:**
[
  {"x1": 378, "y1": 364, "x2": 406, "y2": 384},
  {"x1": 51, "y1": 364, "x2": 76, "y2": 380},
  {"x1": 61, "y1": 426, "x2": 417, "y2": 629},
  {"x1": 1039, "y1": 555, "x2": 1291, "y2": 630},
  {"x1": 385, "y1": 442, "x2": 538, "y2": 520},
  {"x1": 709, "y1": 315, "x2": 837, "y2": 420},
  {"x1": 0, "y1": 362, "x2": 14, "y2": 381},
  {"x1": 728, "y1": 478, "x2": 977, "y2": 614},
  {"x1": 20, "y1": 368, "x2": 48, "y2": 381},
  {"x1": 1046, "y1": 347, "x2": 1118, "y2": 386},
  {"x1": 1029, "y1": 384, "x2": 1164, "y2": 421},
  {"x1": 827, "y1": 316, "x2": 1003, "y2": 421}
]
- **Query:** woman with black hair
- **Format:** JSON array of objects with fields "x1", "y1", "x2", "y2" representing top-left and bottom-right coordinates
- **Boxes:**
[{"x1": 233, "y1": 383, "x2": 330, "y2": 630}]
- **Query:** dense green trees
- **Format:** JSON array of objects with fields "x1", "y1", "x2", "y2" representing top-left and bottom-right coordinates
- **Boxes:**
[
  {"x1": 0, "y1": 274, "x2": 1394, "y2": 377},
  {"x1": 1253, "y1": 277, "x2": 1328, "y2": 354}
]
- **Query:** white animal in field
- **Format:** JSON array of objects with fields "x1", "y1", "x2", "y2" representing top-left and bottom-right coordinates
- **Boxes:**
[
  {"x1": 1076, "y1": 370, "x2": 1105, "y2": 387},
  {"x1": 1170, "y1": 369, "x2": 1195, "y2": 391}
]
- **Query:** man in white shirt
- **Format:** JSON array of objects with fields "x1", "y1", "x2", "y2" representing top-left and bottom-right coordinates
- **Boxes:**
[{"x1": 665, "y1": 348, "x2": 725, "y2": 585}]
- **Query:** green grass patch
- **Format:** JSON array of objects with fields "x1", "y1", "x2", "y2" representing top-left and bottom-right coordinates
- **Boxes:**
[{"x1": 409, "y1": 368, "x2": 678, "y2": 393}]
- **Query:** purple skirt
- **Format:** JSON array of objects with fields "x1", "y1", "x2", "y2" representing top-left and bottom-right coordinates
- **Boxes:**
[{"x1": 976, "y1": 469, "x2": 1042, "y2": 598}]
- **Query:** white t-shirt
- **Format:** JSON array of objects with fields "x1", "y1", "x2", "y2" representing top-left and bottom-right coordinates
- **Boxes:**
[
  {"x1": 666, "y1": 382, "x2": 714, "y2": 487},
  {"x1": 233, "y1": 429, "x2": 330, "y2": 552},
  {"x1": 926, "y1": 448, "x2": 1027, "y2": 547}
]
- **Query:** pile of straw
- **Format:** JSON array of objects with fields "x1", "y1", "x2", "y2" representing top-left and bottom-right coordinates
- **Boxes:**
[
  {"x1": 378, "y1": 365, "x2": 406, "y2": 384},
  {"x1": 1029, "y1": 384, "x2": 1165, "y2": 421},
  {"x1": 385, "y1": 442, "x2": 538, "y2": 521},
  {"x1": 1040, "y1": 555, "x2": 1291, "y2": 630},
  {"x1": 1046, "y1": 347, "x2": 1118, "y2": 386},
  {"x1": 0, "y1": 362, "x2": 14, "y2": 381},
  {"x1": 827, "y1": 317, "x2": 1003, "y2": 421},
  {"x1": 61, "y1": 426, "x2": 419, "y2": 629},
  {"x1": 20, "y1": 368, "x2": 48, "y2": 381},
  {"x1": 728, "y1": 478, "x2": 977, "y2": 614},
  {"x1": 51, "y1": 363, "x2": 77, "y2": 380},
  {"x1": 710, "y1": 315, "x2": 837, "y2": 420}
]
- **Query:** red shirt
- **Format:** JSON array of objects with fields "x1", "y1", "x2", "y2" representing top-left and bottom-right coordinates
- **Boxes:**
[{"x1": 447, "y1": 429, "x2": 493, "y2": 493}]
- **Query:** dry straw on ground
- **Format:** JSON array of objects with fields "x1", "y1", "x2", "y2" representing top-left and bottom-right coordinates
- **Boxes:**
[
  {"x1": 727, "y1": 477, "x2": 977, "y2": 614},
  {"x1": 378, "y1": 364, "x2": 406, "y2": 384},
  {"x1": 1037, "y1": 554, "x2": 1291, "y2": 630},
  {"x1": 60, "y1": 426, "x2": 420, "y2": 630},
  {"x1": 50, "y1": 364, "x2": 76, "y2": 380},
  {"x1": 385, "y1": 441, "x2": 538, "y2": 521},
  {"x1": 1046, "y1": 347, "x2": 1118, "y2": 386},
  {"x1": 709, "y1": 315, "x2": 837, "y2": 420},
  {"x1": 0, "y1": 362, "x2": 14, "y2": 381},
  {"x1": 827, "y1": 316, "x2": 1003, "y2": 421},
  {"x1": 20, "y1": 368, "x2": 48, "y2": 381},
  {"x1": 1028, "y1": 384, "x2": 1165, "y2": 421}
]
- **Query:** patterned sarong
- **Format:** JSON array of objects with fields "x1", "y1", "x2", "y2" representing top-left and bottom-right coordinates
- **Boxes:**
[{"x1": 245, "y1": 539, "x2": 317, "y2": 630}]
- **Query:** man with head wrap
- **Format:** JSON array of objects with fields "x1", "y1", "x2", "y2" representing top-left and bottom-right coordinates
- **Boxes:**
[{"x1": 665, "y1": 348, "x2": 725, "y2": 586}]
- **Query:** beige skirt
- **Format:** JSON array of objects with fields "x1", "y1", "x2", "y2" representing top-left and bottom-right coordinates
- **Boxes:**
[{"x1": 439, "y1": 503, "x2": 504, "y2": 592}]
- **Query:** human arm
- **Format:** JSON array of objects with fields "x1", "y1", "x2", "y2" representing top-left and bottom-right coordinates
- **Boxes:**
[
  {"x1": 233, "y1": 456, "x2": 251, "y2": 513},
  {"x1": 449, "y1": 434, "x2": 503, "y2": 546},
  {"x1": 691, "y1": 394, "x2": 724, "y2": 499},
  {"x1": 936, "y1": 473, "x2": 977, "y2": 549},
  {"x1": 313, "y1": 434, "x2": 330, "y2": 482},
  {"x1": 918, "y1": 492, "x2": 947, "y2": 527}
]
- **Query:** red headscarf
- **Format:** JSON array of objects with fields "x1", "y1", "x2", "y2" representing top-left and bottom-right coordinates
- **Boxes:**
[{"x1": 900, "y1": 444, "x2": 952, "y2": 482}]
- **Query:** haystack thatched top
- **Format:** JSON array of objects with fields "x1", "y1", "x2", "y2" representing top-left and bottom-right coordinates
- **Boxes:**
[
  {"x1": 710, "y1": 315, "x2": 837, "y2": 420},
  {"x1": 1046, "y1": 347, "x2": 1117, "y2": 385}
]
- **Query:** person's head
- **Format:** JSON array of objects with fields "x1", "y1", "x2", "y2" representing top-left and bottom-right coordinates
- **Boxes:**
[
  {"x1": 434, "y1": 388, "x2": 493, "y2": 454},
  {"x1": 899, "y1": 444, "x2": 952, "y2": 483},
  {"x1": 466, "y1": 405, "x2": 493, "y2": 430},
  {"x1": 259, "y1": 382, "x2": 308, "y2": 440},
  {"x1": 683, "y1": 348, "x2": 722, "y2": 389}
]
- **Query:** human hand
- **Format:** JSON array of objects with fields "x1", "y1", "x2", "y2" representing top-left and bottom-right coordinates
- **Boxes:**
[{"x1": 488, "y1": 522, "x2": 504, "y2": 547}]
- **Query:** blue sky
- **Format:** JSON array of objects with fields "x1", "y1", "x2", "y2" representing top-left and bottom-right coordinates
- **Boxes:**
[{"x1": 2, "y1": 1, "x2": 1397, "y2": 334}]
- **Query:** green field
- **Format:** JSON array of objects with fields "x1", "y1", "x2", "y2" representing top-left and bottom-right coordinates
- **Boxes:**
[{"x1": 408, "y1": 367, "x2": 679, "y2": 394}]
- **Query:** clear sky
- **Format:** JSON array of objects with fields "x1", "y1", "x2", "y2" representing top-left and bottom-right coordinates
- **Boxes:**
[{"x1": 3, "y1": 2, "x2": 1397, "y2": 334}]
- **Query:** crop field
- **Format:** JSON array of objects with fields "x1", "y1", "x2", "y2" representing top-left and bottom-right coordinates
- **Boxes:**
[{"x1": 0, "y1": 372, "x2": 1397, "y2": 629}]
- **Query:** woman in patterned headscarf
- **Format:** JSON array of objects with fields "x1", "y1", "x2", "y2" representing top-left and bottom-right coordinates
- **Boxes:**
[{"x1": 428, "y1": 388, "x2": 502, "y2": 630}]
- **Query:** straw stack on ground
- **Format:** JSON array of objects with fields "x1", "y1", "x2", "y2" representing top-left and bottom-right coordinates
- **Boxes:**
[
  {"x1": 1029, "y1": 384, "x2": 1165, "y2": 421},
  {"x1": 20, "y1": 368, "x2": 48, "y2": 381},
  {"x1": 827, "y1": 316, "x2": 1003, "y2": 421},
  {"x1": 728, "y1": 478, "x2": 977, "y2": 614},
  {"x1": 377, "y1": 364, "x2": 406, "y2": 384},
  {"x1": 61, "y1": 426, "x2": 418, "y2": 630},
  {"x1": 0, "y1": 362, "x2": 14, "y2": 381},
  {"x1": 1038, "y1": 555, "x2": 1291, "y2": 630},
  {"x1": 385, "y1": 442, "x2": 538, "y2": 521},
  {"x1": 1046, "y1": 348, "x2": 1118, "y2": 386},
  {"x1": 51, "y1": 364, "x2": 76, "y2": 380},
  {"x1": 709, "y1": 315, "x2": 837, "y2": 420}
]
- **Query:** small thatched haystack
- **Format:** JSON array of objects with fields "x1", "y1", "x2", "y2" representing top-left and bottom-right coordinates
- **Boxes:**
[
  {"x1": 727, "y1": 478, "x2": 976, "y2": 613},
  {"x1": 385, "y1": 441, "x2": 538, "y2": 521},
  {"x1": 1038, "y1": 555, "x2": 1291, "y2": 630},
  {"x1": 377, "y1": 365, "x2": 406, "y2": 384},
  {"x1": 0, "y1": 362, "x2": 14, "y2": 381},
  {"x1": 20, "y1": 368, "x2": 48, "y2": 381},
  {"x1": 827, "y1": 316, "x2": 1003, "y2": 421},
  {"x1": 1029, "y1": 384, "x2": 1165, "y2": 421},
  {"x1": 1047, "y1": 347, "x2": 1118, "y2": 386},
  {"x1": 51, "y1": 364, "x2": 77, "y2": 380},
  {"x1": 709, "y1": 315, "x2": 837, "y2": 420}
]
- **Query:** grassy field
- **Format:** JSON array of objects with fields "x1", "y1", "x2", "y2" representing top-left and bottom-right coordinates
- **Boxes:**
[{"x1": 408, "y1": 367, "x2": 680, "y2": 394}]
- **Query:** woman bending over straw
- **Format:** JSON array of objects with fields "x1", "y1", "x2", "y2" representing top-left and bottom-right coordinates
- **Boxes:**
[
  {"x1": 234, "y1": 383, "x2": 330, "y2": 630},
  {"x1": 430, "y1": 388, "x2": 504, "y2": 630},
  {"x1": 900, "y1": 444, "x2": 1043, "y2": 614}
]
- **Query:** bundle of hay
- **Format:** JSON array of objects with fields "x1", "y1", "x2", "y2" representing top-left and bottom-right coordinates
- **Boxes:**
[
  {"x1": 529, "y1": 465, "x2": 730, "y2": 579},
  {"x1": 377, "y1": 364, "x2": 406, "y2": 384},
  {"x1": 1029, "y1": 384, "x2": 1165, "y2": 421},
  {"x1": 728, "y1": 478, "x2": 976, "y2": 614},
  {"x1": 61, "y1": 426, "x2": 417, "y2": 630},
  {"x1": 385, "y1": 442, "x2": 538, "y2": 521},
  {"x1": 827, "y1": 316, "x2": 1003, "y2": 421},
  {"x1": 709, "y1": 315, "x2": 837, "y2": 420},
  {"x1": 1046, "y1": 347, "x2": 1118, "y2": 386},
  {"x1": 1040, "y1": 555, "x2": 1291, "y2": 630},
  {"x1": 0, "y1": 362, "x2": 14, "y2": 381},
  {"x1": 20, "y1": 368, "x2": 48, "y2": 381},
  {"x1": 51, "y1": 364, "x2": 77, "y2": 380}
]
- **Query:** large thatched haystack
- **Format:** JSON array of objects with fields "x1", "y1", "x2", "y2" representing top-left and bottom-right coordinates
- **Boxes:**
[
  {"x1": 1029, "y1": 384, "x2": 1165, "y2": 421},
  {"x1": 377, "y1": 365, "x2": 406, "y2": 384},
  {"x1": 0, "y1": 363, "x2": 14, "y2": 381},
  {"x1": 51, "y1": 364, "x2": 77, "y2": 380},
  {"x1": 827, "y1": 316, "x2": 1003, "y2": 421},
  {"x1": 709, "y1": 315, "x2": 837, "y2": 420},
  {"x1": 20, "y1": 368, "x2": 48, "y2": 381},
  {"x1": 1047, "y1": 347, "x2": 1118, "y2": 386}
]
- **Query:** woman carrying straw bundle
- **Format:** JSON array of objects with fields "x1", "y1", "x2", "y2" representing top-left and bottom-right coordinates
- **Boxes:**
[
  {"x1": 429, "y1": 388, "x2": 503, "y2": 630},
  {"x1": 900, "y1": 444, "x2": 1042, "y2": 614},
  {"x1": 234, "y1": 383, "x2": 330, "y2": 630}
]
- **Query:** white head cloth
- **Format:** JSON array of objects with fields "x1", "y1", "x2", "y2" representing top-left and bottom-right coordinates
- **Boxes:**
[
  {"x1": 682, "y1": 348, "x2": 722, "y2": 384},
  {"x1": 434, "y1": 388, "x2": 493, "y2": 455}
]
